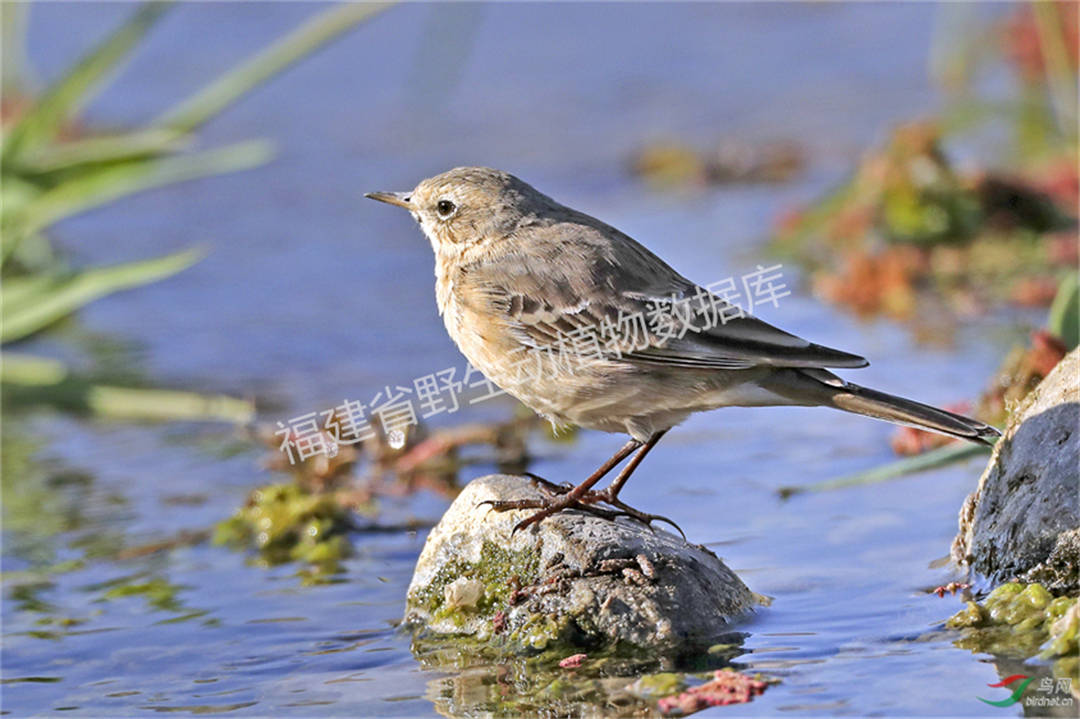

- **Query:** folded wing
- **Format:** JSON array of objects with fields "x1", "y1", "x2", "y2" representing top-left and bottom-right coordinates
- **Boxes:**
[{"x1": 462, "y1": 220, "x2": 868, "y2": 372}]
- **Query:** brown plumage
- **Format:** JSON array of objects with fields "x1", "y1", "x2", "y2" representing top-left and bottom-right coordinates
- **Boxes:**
[{"x1": 367, "y1": 167, "x2": 999, "y2": 533}]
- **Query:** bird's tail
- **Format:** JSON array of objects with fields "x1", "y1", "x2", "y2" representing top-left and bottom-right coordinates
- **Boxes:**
[
  {"x1": 829, "y1": 382, "x2": 1000, "y2": 445},
  {"x1": 762, "y1": 368, "x2": 1001, "y2": 445}
]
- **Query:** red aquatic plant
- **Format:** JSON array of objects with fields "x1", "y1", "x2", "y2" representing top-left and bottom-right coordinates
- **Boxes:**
[{"x1": 658, "y1": 669, "x2": 769, "y2": 715}]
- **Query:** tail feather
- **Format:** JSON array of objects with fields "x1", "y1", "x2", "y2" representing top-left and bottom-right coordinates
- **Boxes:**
[
  {"x1": 762, "y1": 368, "x2": 1001, "y2": 445},
  {"x1": 832, "y1": 383, "x2": 1000, "y2": 445}
]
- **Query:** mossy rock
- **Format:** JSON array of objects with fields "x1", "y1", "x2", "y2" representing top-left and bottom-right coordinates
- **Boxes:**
[
  {"x1": 952, "y1": 349, "x2": 1080, "y2": 593},
  {"x1": 405, "y1": 475, "x2": 756, "y2": 660}
]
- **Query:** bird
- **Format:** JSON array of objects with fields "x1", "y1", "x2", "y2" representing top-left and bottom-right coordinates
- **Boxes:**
[{"x1": 366, "y1": 167, "x2": 1000, "y2": 534}]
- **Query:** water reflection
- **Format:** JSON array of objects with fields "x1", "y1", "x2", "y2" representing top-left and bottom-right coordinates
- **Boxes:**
[{"x1": 410, "y1": 629, "x2": 749, "y2": 718}]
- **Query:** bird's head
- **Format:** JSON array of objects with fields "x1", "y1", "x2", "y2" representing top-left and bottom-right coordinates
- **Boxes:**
[{"x1": 366, "y1": 167, "x2": 555, "y2": 255}]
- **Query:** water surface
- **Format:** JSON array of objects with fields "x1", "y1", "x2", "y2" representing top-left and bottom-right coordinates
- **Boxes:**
[{"x1": 3, "y1": 4, "x2": 1034, "y2": 716}]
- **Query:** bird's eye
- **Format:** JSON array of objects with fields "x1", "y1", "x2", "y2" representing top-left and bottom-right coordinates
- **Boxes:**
[{"x1": 436, "y1": 199, "x2": 457, "y2": 219}]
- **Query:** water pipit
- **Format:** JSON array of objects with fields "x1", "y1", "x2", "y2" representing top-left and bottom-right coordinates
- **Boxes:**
[{"x1": 367, "y1": 167, "x2": 999, "y2": 534}]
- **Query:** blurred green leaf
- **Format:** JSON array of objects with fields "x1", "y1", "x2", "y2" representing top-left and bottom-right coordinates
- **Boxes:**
[
  {"x1": 1048, "y1": 273, "x2": 1079, "y2": 351},
  {"x1": 2, "y1": 248, "x2": 203, "y2": 343},
  {"x1": 2, "y1": 2, "x2": 172, "y2": 160},
  {"x1": 5, "y1": 232, "x2": 59, "y2": 275},
  {"x1": 1013, "y1": 84, "x2": 1064, "y2": 164},
  {"x1": 1032, "y1": 0, "x2": 1079, "y2": 147},
  {"x1": 0, "y1": 2, "x2": 390, "y2": 422},
  {"x1": 155, "y1": 2, "x2": 393, "y2": 133},
  {"x1": 1, "y1": 3, "x2": 30, "y2": 95},
  {"x1": 1, "y1": 274, "x2": 60, "y2": 309},
  {"x1": 0, "y1": 353, "x2": 69, "y2": 385},
  {"x1": 0, "y1": 174, "x2": 42, "y2": 226},
  {"x1": 13, "y1": 129, "x2": 189, "y2": 176},
  {"x1": 2, "y1": 140, "x2": 272, "y2": 260},
  {"x1": 928, "y1": 3, "x2": 978, "y2": 94},
  {"x1": 73, "y1": 384, "x2": 253, "y2": 423},
  {"x1": 4, "y1": 380, "x2": 254, "y2": 424},
  {"x1": 2, "y1": 353, "x2": 254, "y2": 422}
]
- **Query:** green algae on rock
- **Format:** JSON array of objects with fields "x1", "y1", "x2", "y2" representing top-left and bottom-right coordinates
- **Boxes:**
[
  {"x1": 409, "y1": 538, "x2": 542, "y2": 639},
  {"x1": 947, "y1": 582, "x2": 1078, "y2": 679},
  {"x1": 405, "y1": 475, "x2": 756, "y2": 659}
]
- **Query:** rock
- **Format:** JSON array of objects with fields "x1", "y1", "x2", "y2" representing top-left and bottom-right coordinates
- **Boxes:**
[
  {"x1": 952, "y1": 348, "x2": 1080, "y2": 592},
  {"x1": 405, "y1": 474, "x2": 756, "y2": 654}
]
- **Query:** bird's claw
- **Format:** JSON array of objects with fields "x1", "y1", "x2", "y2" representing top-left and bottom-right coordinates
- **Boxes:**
[
  {"x1": 581, "y1": 491, "x2": 686, "y2": 539},
  {"x1": 641, "y1": 513, "x2": 686, "y2": 540},
  {"x1": 483, "y1": 490, "x2": 683, "y2": 538}
]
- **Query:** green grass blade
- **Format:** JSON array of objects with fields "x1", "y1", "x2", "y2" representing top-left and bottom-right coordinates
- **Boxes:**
[
  {"x1": 12, "y1": 129, "x2": 189, "y2": 175},
  {"x1": 2, "y1": 140, "x2": 272, "y2": 260},
  {"x1": 1, "y1": 354, "x2": 254, "y2": 422},
  {"x1": 0, "y1": 353, "x2": 69, "y2": 385},
  {"x1": 2, "y1": 2, "x2": 172, "y2": 160},
  {"x1": 1032, "y1": 1, "x2": 1079, "y2": 147},
  {"x1": 154, "y1": 2, "x2": 392, "y2": 133},
  {"x1": 0, "y1": 274, "x2": 60, "y2": 309},
  {"x1": 777, "y1": 442, "x2": 992, "y2": 498},
  {"x1": 0, "y1": 174, "x2": 43, "y2": 227},
  {"x1": 1047, "y1": 272, "x2": 1079, "y2": 351},
  {"x1": 81, "y1": 385, "x2": 254, "y2": 422},
  {"x1": 1, "y1": 2, "x2": 30, "y2": 95},
  {"x1": 1, "y1": 247, "x2": 203, "y2": 343}
]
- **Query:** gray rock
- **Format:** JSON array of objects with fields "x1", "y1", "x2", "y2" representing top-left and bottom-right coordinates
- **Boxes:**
[
  {"x1": 952, "y1": 348, "x2": 1080, "y2": 592},
  {"x1": 405, "y1": 474, "x2": 756, "y2": 654}
]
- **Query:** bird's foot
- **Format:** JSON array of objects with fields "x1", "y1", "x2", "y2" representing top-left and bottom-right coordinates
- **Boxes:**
[
  {"x1": 475, "y1": 473, "x2": 580, "y2": 533},
  {"x1": 479, "y1": 495, "x2": 626, "y2": 533},
  {"x1": 582, "y1": 489, "x2": 686, "y2": 540},
  {"x1": 478, "y1": 478, "x2": 686, "y2": 538}
]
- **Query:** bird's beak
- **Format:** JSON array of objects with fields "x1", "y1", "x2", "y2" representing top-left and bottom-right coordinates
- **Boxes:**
[{"x1": 365, "y1": 191, "x2": 411, "y2": 209}]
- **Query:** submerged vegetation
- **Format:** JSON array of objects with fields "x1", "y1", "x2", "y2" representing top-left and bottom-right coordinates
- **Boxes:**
[
  {"x1": 214, "y1": 483, "x2": 357, "y2": 578},
  {"x1": 212, "y1": 411, "x2": 547, "y2": 579},
  {"x1": 948, "y1": 582, "x2": 1078, "y2": 680}
]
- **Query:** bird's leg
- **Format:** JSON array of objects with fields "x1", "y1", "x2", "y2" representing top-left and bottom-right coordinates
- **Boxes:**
[
  {"x1": 585, "y1": 430, "x2": 685, "y2": 537},
  {"x1": 588, "y1": 430, "x2": 667, "y2": 502},
  {"x1": 480, "y1": 438, "x2": 642, "y2": 528},
  {"x1": 518, "y1": 437, "x2": 639, "y2": 496}
]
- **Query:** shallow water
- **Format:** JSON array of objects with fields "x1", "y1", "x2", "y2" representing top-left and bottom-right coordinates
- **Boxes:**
[{"x1": 2, "y1": 3, "x2": 1049, "y2": 717}]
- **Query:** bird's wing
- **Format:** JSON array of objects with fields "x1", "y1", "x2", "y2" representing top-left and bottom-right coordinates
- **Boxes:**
[
  {"x1": 616, "y1": 295, "x2": 869, "y2": 370},
  {"x1": 459, "y1": 221, "x2": 868, "y2": 371}
]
